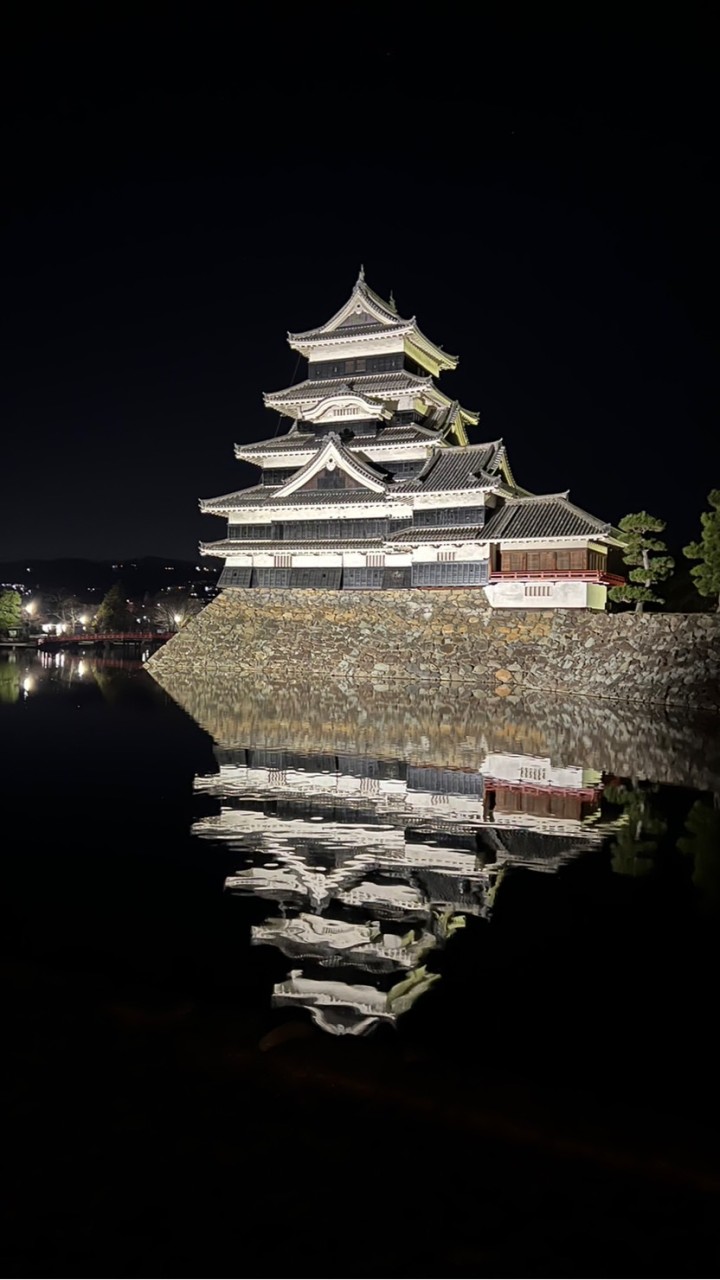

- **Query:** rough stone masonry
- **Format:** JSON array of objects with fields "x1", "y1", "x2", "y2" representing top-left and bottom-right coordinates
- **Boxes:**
[{"x1": 147, "y1": 589, "x2": 720, "y2": 710}]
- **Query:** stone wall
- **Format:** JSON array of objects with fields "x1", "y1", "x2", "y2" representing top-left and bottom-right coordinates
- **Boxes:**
[{"x1": 147, "y1": 589, "x2": 720, "y2": 710}]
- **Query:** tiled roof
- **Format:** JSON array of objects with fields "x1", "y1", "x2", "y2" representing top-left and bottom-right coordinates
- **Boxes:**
[
  {"x1": 288, "y1": 275, "x2": 408, "y2": 342},
  {"x1": 202, "y1": 483, "x2": 412, "y2": 509},
  {"x1": 200, "y1": 484, "x2": 280, "y2": 511},
  {"x1": 264, "y1": 371, "x2": 433, "y2": 404},
  {"x1": 386, "y1": 525, "x2": 486, "y2": 543},
  {"x1": 204, "y1": 489, "x2": 403, "y2": 512},
  {"x1": 236, "y1": 432, "x2": 318, "y2": 455},
  {"x1": 393, "y1": 442, "x2": 504, "y2": 493},
  {"x1": 274, "y1": 433, "x2": 388, "y2": 494},
  {"x1": 356, "y1": 425, "x2": 440, "y2": 445},
  {"x1": 268, "y1": 489, "x2": 397, "y2": 508},
  {"x1": 236, "y1": 425, "x2": 440, "y2": 459},
  {"x1": 288, "y1": 276, "x2": 459, "y2": 369},
  {"x1": 299, "y1": 320, "x2": 407, "y2": 341},
  {"x1": 482, "y1": 495, "x2": 611, "y2": 540}
]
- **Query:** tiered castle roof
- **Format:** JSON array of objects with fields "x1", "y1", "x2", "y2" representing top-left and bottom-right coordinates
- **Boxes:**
[{"x1": 199, "y1": 270, "x2": 624, "y2": 602}]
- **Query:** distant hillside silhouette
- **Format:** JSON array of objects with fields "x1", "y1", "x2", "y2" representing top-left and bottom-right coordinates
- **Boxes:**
[{"x1": 0, "y1": 557, "x2": 216, "y2": 596}]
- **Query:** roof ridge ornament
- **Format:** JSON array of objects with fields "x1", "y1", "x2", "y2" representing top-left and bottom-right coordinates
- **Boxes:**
[
  {"x1": 356, "y1": 264, "x2": 365, "y2": 285},
  {"x1": 389, "y1": 289, "x2": 397, "y2": 313}
]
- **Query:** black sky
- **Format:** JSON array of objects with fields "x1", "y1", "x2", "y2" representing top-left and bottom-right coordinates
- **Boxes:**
[{"x1": 1, "y1": 5, "x2": 716, "y2": 560}]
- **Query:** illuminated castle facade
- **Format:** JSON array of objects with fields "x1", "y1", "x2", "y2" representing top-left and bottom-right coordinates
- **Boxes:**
[{"x1": 200, "y1": 270, "x2": 623, "y2": 609}]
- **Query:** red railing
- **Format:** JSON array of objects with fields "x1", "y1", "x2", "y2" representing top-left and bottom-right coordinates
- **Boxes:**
[
  {"x1": 490, "y1": 571, "x2": 625, "y2": 586},
  {"x1": 37, "y1": 632, "x2": 173, "y2": 645}
]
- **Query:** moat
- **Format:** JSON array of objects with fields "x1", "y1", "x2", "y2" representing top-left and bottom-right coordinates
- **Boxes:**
[{"x1": 2, "y1": 649, "x2": 720, "y2": 1275}]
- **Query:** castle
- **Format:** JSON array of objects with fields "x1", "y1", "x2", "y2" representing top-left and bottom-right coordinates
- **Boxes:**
[{"x1": 200, "y1": 269, "x2": 623, "y2": 609}]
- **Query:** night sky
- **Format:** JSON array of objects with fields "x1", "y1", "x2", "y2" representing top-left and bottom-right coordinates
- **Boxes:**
[{"x1": 2, "y1": 7, "x2": 716, "y2": 561}]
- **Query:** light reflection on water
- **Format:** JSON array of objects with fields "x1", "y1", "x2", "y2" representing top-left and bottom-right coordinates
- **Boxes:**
[
  {"x1": 5, "y1": 650, "x2": 719, "y2": 1041},
  {"x1": 152, "y1": 668, "x2": 720, "y2": 1037}
]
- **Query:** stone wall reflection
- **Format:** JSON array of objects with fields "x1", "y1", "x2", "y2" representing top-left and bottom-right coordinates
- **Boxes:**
[{"x1": 153, "y1": 670, "x2": 720, "y2": 794}]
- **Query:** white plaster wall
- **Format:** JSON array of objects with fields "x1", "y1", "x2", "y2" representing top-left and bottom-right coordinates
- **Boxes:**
[
  {"x1": 412, "y1": 547, "x2": 488, "y2": 564},
  {"x1": 482, "y1": 753, "x2": 585, "y2": 789},
  {"x1": 292, "y1": 553, "x2": 343, "y2": 567},
  {"x1": 485, "y1": 579, "x2": 590, "y2": 609}
]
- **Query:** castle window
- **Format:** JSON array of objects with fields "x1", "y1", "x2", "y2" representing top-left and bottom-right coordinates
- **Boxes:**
[
  {"x1": 253, "y1": 567, "x2": 291, "y2": 587},
  {"x1": 412, "y1": 562, "x2": 488, "y2": 587},
  {"x1": 227, "y1": 524, "x2": 272, "y2": 540},
  {"x1": 414, "y1": 507, "x2": 485, "y2": 527},
  {"x1": 344, "y1": 567, "x2": 384, "y2": 589}
]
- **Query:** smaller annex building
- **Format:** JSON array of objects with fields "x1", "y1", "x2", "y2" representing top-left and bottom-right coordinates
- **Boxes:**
[{"x1": 200, "y1": 270, "x2": 624, "y2": 609}]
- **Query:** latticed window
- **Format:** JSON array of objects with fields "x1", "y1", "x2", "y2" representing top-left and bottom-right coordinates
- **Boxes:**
[
  {"x1": 280, "y1": 519, "x2": 388, "y2": 540},
  {"x1": 274, "y1": 554, "x2": 291, "y2": 568},
  {"x1": 366, "y1": 553, "x2": 385, "y2": 567},
  {"x1": 412, "y1": 561, "x2": 488, "y2": 587},
  {"x1": 309, "y1": 354, "x2": 403, "y2": 380},
  {"x1": 290, "y1": 567, "x2": 342, "y2": 589},
  {"x1": 253, "y1": 568, "x2": 291, "y2": 588},
  {"x1": 344, "y1": 568, "x2": 384, "y2": 589},
  {"x1": 414, "y1": 507, "x2": 485, "y2": 527},
  {"x1": 438, "y1": 550, "x2": 456, "y2": 562},
  {"x1": 227, "y1": 524, "x2": 272, "y2": 540}
]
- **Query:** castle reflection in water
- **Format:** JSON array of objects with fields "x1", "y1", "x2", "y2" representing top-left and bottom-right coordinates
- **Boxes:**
[
  {"x1": 193, "y1": 742, "x2": 604, "y2": 1035},
  {"x1": 145, "y1": 672, "x2": 720, "y2": 1038}
]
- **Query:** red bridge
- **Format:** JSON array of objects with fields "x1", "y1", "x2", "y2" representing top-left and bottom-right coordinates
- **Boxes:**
[{"x1": 37, "y1": 631, "x2": 173, "y2": 648}]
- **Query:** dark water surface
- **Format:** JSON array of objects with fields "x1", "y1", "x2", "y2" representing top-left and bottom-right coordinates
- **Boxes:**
[{"x1": 2, "y1": 649, "x2": 720, "y2": 1276}]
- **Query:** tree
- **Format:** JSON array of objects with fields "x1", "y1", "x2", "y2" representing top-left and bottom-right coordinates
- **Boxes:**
[
  {"x1": 0, "y1": 590, "x2": 22, "y2": 632},
  {"x1": 94, "y1": 582, "x2": 132, "y2": 632},
  {"x1": 45, "y1": 591, "x2": 92, "y2": 628},
  {"x1": 684, "y1": 489, "x2": 720, "y2": 611},
  {"x1": 149, "y1": 589, "x2": 204, "y2": 631},
  {"x1": 605, "y1": 781, "x2": 667, "y2": 877},
  {"x1": 608, "y1": 512, "x2": 674, "y2": 613},
  {"x1": 677, "y1": 798, "x2": 720, "y2": 915},
  {"x1": 0, "y1": 662, "x2": 20, "y2": 703}
]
